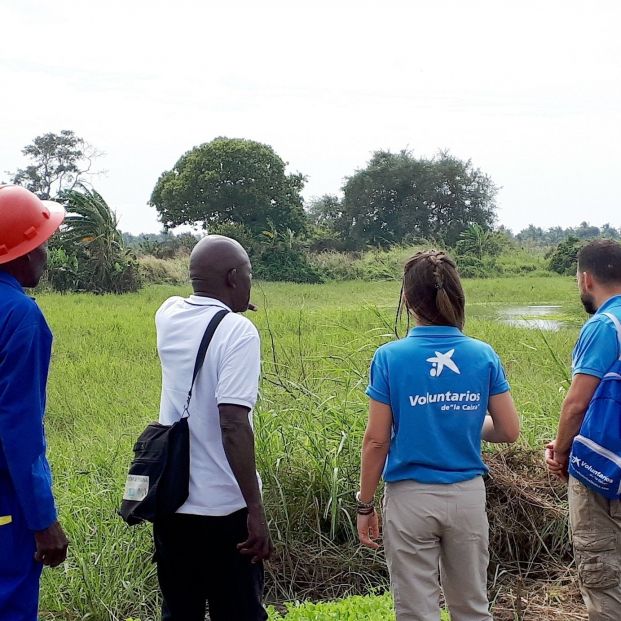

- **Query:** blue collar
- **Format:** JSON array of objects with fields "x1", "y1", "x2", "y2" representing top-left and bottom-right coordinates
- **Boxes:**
[
  {"x1": 0, "y1": 272, "x2": 23, "y2": 292},
  {"x1": 408, "y1": 325, "x2": 463, "y2": 338},
  {"x1": 596, "y1": 295, "x2": 621, "y2": 315}
]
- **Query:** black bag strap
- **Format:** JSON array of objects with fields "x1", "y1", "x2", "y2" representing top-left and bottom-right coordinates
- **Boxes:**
[{"x1": 182, "y1": 308, "x2": 229, "y2": 417}]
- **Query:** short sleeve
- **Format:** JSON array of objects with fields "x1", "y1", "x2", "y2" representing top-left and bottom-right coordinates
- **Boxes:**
[
  {"x1": 572, "y1": 318, "x2": 620, "y2": 379},
  {"x1": 366, "y1": 348, "x2": 391, "y2": 405},
  {"x1": 215, "y1": 330, "x2": 261, "y2": 410},
  {"x1": 489, "y1": 351, "x2": 510, "y2": 396}
]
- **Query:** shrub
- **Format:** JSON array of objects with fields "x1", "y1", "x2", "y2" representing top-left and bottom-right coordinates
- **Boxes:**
[
  {"x1": 455, "y1": 224, "x2": 507, "y2": 259},
  {"x1": 50, "y1": 188, "x2": 142, "y2": 293},
  {"x1": 547, "y1": 236, "x2": 583, "y2": 275},
  {"x1": 306, "y1": 225, "x2": 348, "y2": 253},
  {"x1": 45, "y1": 247, "x2": 80, "y2": 293},
  {"x1": 455, "y1": 255, "x2": 490, "y2": 278},
  {"x1": 254, "y1": 246, "x2": 324, "y2": 283},
  {"x1": 105, "y1": 253, "x2": 142, "y2": 294},
  {"x1": 253, "y1": 229, "x2": 324, "y2": 284}
]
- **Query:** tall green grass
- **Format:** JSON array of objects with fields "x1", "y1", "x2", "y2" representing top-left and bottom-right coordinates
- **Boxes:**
[{"x1": 37, "y1": 276, "x2": 583, "y2": 619}]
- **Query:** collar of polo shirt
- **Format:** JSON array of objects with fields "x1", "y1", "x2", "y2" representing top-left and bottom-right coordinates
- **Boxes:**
[
  {"x1": 408, "y1": 325, "x2": 463, "y2": 338},
  {"x1": 185, "y1": 295, "x2": 232, "y2": 311}
]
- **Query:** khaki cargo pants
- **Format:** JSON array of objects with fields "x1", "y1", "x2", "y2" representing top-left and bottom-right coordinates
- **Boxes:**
[
  {"x1": 383, "y1": 477, "x2": 492, "y2": 621},
  {"x1": 569, "y1": 476, "x2": 621, "y2": 621}
]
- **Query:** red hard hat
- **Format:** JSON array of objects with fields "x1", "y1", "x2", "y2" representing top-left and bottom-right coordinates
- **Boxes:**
[{"x1": 0, "y1": 185, "x2": 65, "y2": 265}]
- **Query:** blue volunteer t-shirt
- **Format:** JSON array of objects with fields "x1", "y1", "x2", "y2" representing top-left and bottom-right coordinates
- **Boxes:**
[
  {"x1": 572, "y1": 295, "x2": 621, "y2": 378},
  {"x1": 366, "y1": 325, "x2": 510, "y2": 484}
]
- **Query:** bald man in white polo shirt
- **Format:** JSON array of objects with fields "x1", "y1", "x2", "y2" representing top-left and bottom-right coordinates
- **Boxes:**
[{"x1": 153, "y1": 235, "x2": 272, "y2": 621}]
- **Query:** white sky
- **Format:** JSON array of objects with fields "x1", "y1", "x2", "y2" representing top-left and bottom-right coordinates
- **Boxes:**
[{"x1": 1, "y1": 0, "x2": 620, "y2": 235}]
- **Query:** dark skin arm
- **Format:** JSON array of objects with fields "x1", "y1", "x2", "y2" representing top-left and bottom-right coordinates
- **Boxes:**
[
  {"x1": 219, "y1": 404, "x2": 273, "y2": 563},
  {"x1": 545, "y1": 374, "x2": 600, "y2": 480}
]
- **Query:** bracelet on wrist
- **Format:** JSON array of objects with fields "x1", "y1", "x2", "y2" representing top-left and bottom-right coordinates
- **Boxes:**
[
  {"x1": 355, "y1": 491, "x2": 374, "y2": 506},
  {"x1": 355, "y1": 491, "x2": 375, "y2": 510},
  {"x1": 357, "y1": 505, "x2": 375, "y2": 516}
]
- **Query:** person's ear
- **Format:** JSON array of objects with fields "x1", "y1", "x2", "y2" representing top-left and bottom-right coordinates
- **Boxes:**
[
  {"x1": 583, "y1": 271, "x2": 594, "y2": 291},
  {"x1": 227, "y1": 268, "x2": 238, "y2": 288}
]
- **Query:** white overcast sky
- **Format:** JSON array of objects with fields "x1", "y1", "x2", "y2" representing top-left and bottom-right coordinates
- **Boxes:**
[{"x1": 1, "y1": 0, "x2": 620, "y2": 235}]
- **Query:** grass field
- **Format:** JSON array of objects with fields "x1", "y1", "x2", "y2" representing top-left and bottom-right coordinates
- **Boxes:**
[{"x1": 37, "y1": 276, "x2": 585, "y2": 620}]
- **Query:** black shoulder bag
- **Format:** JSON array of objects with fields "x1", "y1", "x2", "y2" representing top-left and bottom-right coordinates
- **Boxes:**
[{"x1": 119, "y1": 308, "x2": 229, "y2": 525}]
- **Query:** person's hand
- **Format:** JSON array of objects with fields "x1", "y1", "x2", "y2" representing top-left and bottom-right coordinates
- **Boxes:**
[
  {"x1": 545, "y1": 441, "x2": 569, "y2": 481},
  {"x1": 357, "y1": 511, "x2": 381, "y2": 550},
  {"x1": 237, "y1": 506, "x2": 273, "y2": 564},
  {"x1": 34, "y1": 521, "x2": 69, "y2": 567}
]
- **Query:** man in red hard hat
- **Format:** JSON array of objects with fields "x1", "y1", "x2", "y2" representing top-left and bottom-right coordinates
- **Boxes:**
[{"x1": 0, "y1": 185, "x2": 69, "y2": 620}]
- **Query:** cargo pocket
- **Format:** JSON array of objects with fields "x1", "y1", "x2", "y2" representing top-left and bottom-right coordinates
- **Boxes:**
[
  {"x1": 578, "y1": 560, "x2": 619, "y2": 589},
  {"x1": 574, "y1": 531, "x2": 620, "y2": 590}
]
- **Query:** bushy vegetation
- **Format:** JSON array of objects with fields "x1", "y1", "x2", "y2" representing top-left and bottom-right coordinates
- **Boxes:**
[
  {"x1": 547, "y1": 236, "x2": 583, "y2": 275},
  {"x1": 46, "y1": 188, "x2": 141, "y2": 293},
  {"x1": 38, "y1": 277, "x2": 585, "y2": 619},
  {"x1": 247, "y1": 228, "x2": 324, "y2": 284},
  {"x1": 267, "y1": 593, "x2": 450, "y2": 620},
  {"x1": 309, "y1": 240, "x2": 549, "y2": 282},
  {"x1": 133, "y1": 225, "x2": 550, "y2": 285}
]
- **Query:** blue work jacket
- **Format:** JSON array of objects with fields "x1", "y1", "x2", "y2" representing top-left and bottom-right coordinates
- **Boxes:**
[{"x1": 0, "y1": 272, "x2": 57, "y2": 531}]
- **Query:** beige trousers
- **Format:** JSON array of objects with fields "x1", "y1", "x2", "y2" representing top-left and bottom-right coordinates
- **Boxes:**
[
  {"x1": 568, "y1": 476, "x2": 621, "y2": 621},
  {"x1": 383, "y1": 477, "x2": 492, "y2": 621}
]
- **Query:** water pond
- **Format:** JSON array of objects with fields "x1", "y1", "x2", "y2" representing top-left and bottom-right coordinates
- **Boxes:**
[
  {"x1": 467, "y1": 303, "x2": 583, "y2": 331},
  {"x1": 499, "y1": 305, "x2": 566, "y2": 331}
]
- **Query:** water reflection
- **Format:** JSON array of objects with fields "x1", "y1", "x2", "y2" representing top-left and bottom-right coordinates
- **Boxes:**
[{"x1": 499, "y1": 305, "x2": 564, "y2": 331}]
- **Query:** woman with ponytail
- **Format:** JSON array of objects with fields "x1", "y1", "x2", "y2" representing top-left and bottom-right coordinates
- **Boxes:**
[{"x1": 356, "y1": 250, "x2": 519, "y2": 621}]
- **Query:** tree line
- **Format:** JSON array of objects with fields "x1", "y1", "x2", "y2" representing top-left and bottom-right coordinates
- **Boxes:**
[
  {"x1": 513, "y1": 222, "x2": 621, "y2": 246},
  {"x1": 5, "y1": 130, "x2": 620, "y2": 290}
]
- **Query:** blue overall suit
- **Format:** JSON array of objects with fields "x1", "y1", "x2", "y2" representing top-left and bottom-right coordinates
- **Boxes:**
[{"x1": 0, "y1": 272, "x2": 57, "y2": 620}]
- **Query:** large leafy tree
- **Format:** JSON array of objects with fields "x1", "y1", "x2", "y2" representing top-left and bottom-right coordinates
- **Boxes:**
[
  {"x1": 150, "y1": 137, "x2": 307, "y2": 235},
  {"x1": 341, "y1": 151, "x2": 429, "y2": 247},
  {"x1": 12, "y1": 130, "x2": 101, "y2": 199},
  {"x1": 423, "y1": 152, "x2": 497, "y2": 246},
  {"x1": 339, "y1": 150, "x2": 497, "y2": 248}
]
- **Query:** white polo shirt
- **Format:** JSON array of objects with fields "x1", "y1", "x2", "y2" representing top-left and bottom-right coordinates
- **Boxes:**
[{"x1": 156, "y1": 295, "x2": 261, "y2": 516}]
